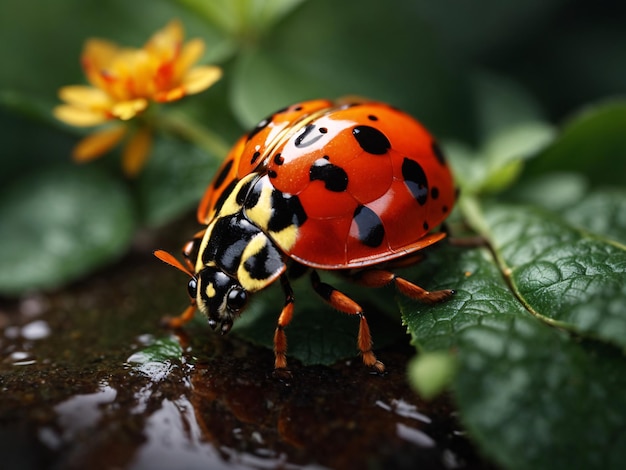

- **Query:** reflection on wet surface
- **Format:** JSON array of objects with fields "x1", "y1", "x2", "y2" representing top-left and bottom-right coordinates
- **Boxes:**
[{"x1": 0, "y1": 254, "x2": 491, "y2": 469}]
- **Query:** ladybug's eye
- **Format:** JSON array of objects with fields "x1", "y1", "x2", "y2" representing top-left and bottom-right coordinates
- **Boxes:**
[
  {"x1": 187, "y1": 277, "x2": 198, "y2": 298},
  {"x1": 226, "y1": 287, "x2": 248, "y2": 312}
]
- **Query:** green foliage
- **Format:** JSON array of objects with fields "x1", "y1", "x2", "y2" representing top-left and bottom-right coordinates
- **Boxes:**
[
  {"x1": 0, "y1": 166, "x2": 136, "y2": 294},
  {"x1": 525, "y1": 100, "x2": 626, "y2": 187},
  {"x1": 1, "y1": 1, "x2": 626, "y2": 468},
  {"x1": 403, "y1": 242, "x2": 626, "y2": 469},
  {"x1": 402, "y1": 97, "x2": 626, "y2": 468}
]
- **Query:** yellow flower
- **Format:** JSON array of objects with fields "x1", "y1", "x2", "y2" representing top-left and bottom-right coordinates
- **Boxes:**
[{"x1": 53, "y1": 20, "x2": 222, "y2": 176}]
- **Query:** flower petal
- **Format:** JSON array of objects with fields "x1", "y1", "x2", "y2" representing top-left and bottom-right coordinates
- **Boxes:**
[
  {"x1": 122, "y1": 127, "x2": 152, "y2": 176},
  {"x1": 82, "y1": 39, "x2": 120, "y2": 88},
  {"x1": 83, "y1": 39, "x2": 120, "y2": 67},
  {"x1": 58, "y1": 85, "x2": 112, "y2": 109},
  {"x1": 153, "y1": 87, "x2": 185, "y2": 103},
  {"x1": 177, "y1": 38, "x2": 205, "y2": 74},
  {"x1": 145, "y1": 19, "x2": 183, "y2": 60},
  {"x1": 72, "y1": 125, "x2": 127, "y2": 162},
  {"x1": 111, "y1": 99, "x2": 148, "y2": 120},
  {"x1": 182, "y1": 66, "x2": 223, "y2": 95},
  {"x1": 53, "y1": 105, "x2": 109, "y2": 127}
]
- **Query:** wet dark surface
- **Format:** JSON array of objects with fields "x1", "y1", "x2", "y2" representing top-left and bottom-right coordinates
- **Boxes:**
[{"x1": 0, "y1": 227, "x2": 493, "y2": 470}]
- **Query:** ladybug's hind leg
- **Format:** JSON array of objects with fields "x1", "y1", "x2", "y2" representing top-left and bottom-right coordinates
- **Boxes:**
[
  {"x1": 310, "y1": 271, "x2": 385, "y2": 373},
  {"x1": 273, "y1": 274, "x2": 295, "y2": 374},
  {"x1": 352, "y1": 269, "x2": 454, "y2": 304}
]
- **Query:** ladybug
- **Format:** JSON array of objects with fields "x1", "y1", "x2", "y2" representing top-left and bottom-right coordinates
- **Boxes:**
[{"x1": 155, "y1": 98, "x2": 456, "y2": 374}]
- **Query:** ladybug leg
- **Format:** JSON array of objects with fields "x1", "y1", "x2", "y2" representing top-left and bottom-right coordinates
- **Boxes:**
[
  {"x1": 353, "y1": 269, "x2": 454, "y2": 303},
  {"x1": 273, "y1": 274, "x2": 295, "y2": 372},
  {"x1": 163, "y1": 302, "x2": 197, "y2": 329},
  {"x1": 310, "y1": 271, "x2": 385, "y2": 373}
]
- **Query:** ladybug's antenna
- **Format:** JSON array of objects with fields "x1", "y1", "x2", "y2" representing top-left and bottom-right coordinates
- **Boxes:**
[{"x1": 154, "y1": 250, "x2": 194, "y2": 277}]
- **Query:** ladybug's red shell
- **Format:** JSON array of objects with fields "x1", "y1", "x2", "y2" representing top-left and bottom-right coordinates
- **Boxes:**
[{"x1": 198, "y1": 99, "x2": 455, "y2": 269}]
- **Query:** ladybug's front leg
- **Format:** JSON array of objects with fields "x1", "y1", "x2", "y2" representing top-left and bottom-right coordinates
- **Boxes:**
[{"x1": 310, "y1": 271, "x2": 385, "y2": 373}]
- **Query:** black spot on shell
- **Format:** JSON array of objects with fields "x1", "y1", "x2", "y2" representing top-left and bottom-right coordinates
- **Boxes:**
[
  {"x1": 432, "y1": 141, "x2": 447, "y2": 165},
  {"x1": 295, "y1": 124, "x2": 325, "y2": 148},
  {"x1": 309, "y1": 158, "x2": 348, "y2": 192},
  {"x1": 250, "y1": 151, "x2": 261, "y2": 165},
  {"x1": 352, "y1": 125, "x2": 390, "y2": 155},
  {"x1": 402, "y1": 158, "x2": 428, "y2": 206},
  {"x1": 213, "y1": 159, "x2": 233, "y2": 189},
  {"x1": 423, "y1": 221, "x2": 429, "y2": 231},
  {"x1": 368, "y1": 115, "x2": 378, "y2": 121},
  {"x1": 268, "y1": 170, "x2": 277, "y2": 179},
  {"x1": 353, "y1": 205, "x2": 385, "y2": 247},
  {"x1": 431, "y1": 187, "x2": 439, "y2": 200},
  {"x1": 273, "y1": 153, "x2": 284, "y2": 165}
]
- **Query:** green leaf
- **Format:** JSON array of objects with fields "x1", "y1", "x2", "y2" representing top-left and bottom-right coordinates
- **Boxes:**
[
  {"x1": 127, "y1": 336, "x2": 184, "y2": 365},
  {"x1": 526, "y1": 99, "x2": 626, "y2": 187},
  {"x1": 0, "y1": 165, "x2": 136, "y2": 295},
  {"x1": 402, "y1": 245, "x2": 626, "y2": 469},
  {"x1": 469, "y1": 198, "x2": 626, "y2": 350},
  {"x1": 126, "y1": 336, "x2": 184, "y2": 380},
  {"x1": 455, "y1": 315, "x2": 626, "y2": 470}
]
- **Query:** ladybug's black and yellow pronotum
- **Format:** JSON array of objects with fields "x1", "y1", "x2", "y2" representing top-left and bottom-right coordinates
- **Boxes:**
[{"x1": 155, "y1": 99, "x2": 456, "y2": 374}]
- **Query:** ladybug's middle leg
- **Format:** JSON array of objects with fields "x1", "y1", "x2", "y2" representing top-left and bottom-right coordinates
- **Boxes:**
[{"x1": 310, "y1": 271, "x2": 385, "y2": 373}]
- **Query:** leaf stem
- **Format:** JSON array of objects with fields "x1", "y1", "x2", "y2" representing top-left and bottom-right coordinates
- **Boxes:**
[{"x1": 154, "y1": 111, "x2": 231, "y2": 160}]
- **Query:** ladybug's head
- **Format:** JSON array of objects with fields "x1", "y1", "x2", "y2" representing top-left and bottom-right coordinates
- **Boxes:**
[{"x1": 191, "y1": 266, "x2": 249, "y2": 335}]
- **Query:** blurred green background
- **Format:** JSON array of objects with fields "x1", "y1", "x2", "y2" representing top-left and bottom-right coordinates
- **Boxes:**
[{"x1": 0, "y1": 0, "x2": 624, "y2": 293}]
